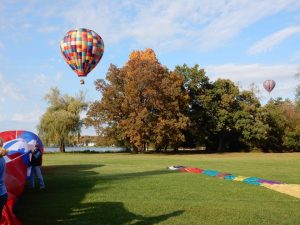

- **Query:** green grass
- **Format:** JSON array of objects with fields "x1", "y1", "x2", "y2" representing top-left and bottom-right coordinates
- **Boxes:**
[{"x1": 16, "y1": 153, "x2": 300, "y2": 225}]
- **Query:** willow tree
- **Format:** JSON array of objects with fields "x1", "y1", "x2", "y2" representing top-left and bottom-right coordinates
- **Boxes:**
[
  {"x1": 86, "y1": 49, "x2": 189, "y2": 152},
  {"x1": 38, "y1": 88, "x2": 88, "y2": 152}
]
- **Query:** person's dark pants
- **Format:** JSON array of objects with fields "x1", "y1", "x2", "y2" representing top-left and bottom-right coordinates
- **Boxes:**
[{"x1": 0, "y1": 193, "x2": 8, "y2": 217}]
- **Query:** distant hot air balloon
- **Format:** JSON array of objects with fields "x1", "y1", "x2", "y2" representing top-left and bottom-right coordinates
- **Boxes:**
[
  {"x1": 263, "y1": 80, "x2": 276, "y2": 93},
  {"x1": 60, "y1": 28, "x2": 104, "y2": 84}
]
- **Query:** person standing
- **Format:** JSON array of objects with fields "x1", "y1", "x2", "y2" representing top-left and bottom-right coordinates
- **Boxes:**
[
  {"x1": 0, "y1": 138, "x2": 8, "y2": 217},
  {"x1": 29, "y1": 143, "x2": 45, "y2": 189}
]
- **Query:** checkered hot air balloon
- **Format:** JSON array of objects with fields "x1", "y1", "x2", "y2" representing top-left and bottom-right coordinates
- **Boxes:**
[
  {"x1": 263, "y1": 80, "x2": 276, "y2": 93},
  {"x1": 60, "y1": 28, "x2": 104, "y2": 84}
]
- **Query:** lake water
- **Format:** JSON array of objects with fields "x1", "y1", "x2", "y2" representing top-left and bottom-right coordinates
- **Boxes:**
[{"x1": 44, "y1": 146, "x2": 127, "y2": 153}]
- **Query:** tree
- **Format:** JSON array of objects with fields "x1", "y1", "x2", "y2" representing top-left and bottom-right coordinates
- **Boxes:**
[
  {"x1": 85, "y1": 65, "x2": 127, "y2": 147},
  {"x1": 86, "y1": 49, "x2": 189, "y2": 152},
  {"x1": 173, "y1": 66, "x2": 268, "y2": 152},
  {"x1": 281, "y1": 101, "x2": 300, "y2": 151},
  {"x1": 201, "y1": 79, "x2": 241, "y2": 151},
  {"x1": 196, "y1": 79, "x2": 266, "y2": 152},
  {"x1": 259, "y1": 98, "x2": 291, "y2": 151},
  {"x1": 174, "y1": 64, "x2": 212, "y2": 148},
  {"x1": 233, "y1": 90, "x2": 268, "y2": 150},
  {"x1": 38, "y1": 88, "x2": 88, "y2": 152}
]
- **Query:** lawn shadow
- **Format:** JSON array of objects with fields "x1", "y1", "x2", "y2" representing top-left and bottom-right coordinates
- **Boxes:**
[
  {"x1": 58, "y1": 202, "x2": 184, "y2": 225},
  {"x1": 15, "y1": 164, "x2": 102, "y2": 225},
  {"x1": 15, "y1": 164, "x2": 183, "y2": 225},
  {"x1": 102, "y1": 169, "x2": 174, "y2": 181}
]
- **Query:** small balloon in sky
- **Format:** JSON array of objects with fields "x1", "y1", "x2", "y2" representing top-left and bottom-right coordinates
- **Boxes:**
[
  {"x1": 263, "y1": 80, "x2": 276, "y2": 93},
  {"x1": 60, "y1": 28, "x2": 104, "y2": 85}
]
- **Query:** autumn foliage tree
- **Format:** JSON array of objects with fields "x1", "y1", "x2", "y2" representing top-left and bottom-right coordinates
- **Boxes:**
[{"x1": 86, "y1": 49, "x2": 189, "y2": 152}]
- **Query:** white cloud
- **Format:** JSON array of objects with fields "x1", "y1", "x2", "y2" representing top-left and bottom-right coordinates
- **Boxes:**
[
  {"x1": 48, "y1": 39, "x2": 58, "y2": 46},
  {"x1": 0, "y1": 73, "x2": 24, "y2": 101},
  {"x1": 33, "y1": 74, "x2": 48, "y2": 84},
  {"x1": 206, "y1": 64, "x2": 298, "y2": 80},
  {"x1": 37, "y1": 25, "x2": 60, "y2": 33},
  {"x1": 195, "y1": 1, "x2": 300, "y2": 51},
  {"x1": 205, "y1": 63, "x2": 299, "y2": 100},
  {"x1": 248, "y1": 26, "x2": 300, "y2": 55},
  {"x1": 22, "y1": 23, "x2": 33, "y2": 29},
  {"x1": 55, "y1": 72, "x2": 63, "y2": 81},
  {"x1": 11, "y1": 107, "x2": 43, "y2": 123},
  {"x1": 0, "y1": 113, "x2": 6, "y2": 121},
  {"x1": 289, "y1": 49, "x2": 300, "y2": 62},
  {"x1": 1, "y1": 0, "x2": 299, "y2": 52},
  {"x1": 0, "y1": 120, "x2": 38, "y2": 134},
  {"x1": 59, "y1": 0, "x2": 300, "y2": 52}
]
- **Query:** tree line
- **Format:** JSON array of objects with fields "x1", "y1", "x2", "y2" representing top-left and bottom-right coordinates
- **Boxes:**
[{"x1": 38, "y1": 49, "x2": 300, "y2": 153}]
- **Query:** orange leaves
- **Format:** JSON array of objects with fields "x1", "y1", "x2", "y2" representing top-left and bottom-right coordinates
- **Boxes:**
[
  {"x1": 88, "y1": 48, "x2": 189, "y2": 151},
  {"x1": 129, "y1": 48, "x2": 158, "y2": 63}
]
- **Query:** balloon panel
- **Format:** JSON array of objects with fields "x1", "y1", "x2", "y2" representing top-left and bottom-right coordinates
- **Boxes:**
[{"x1": 60, "y1": 28, "x2": 104, "y2": 77}]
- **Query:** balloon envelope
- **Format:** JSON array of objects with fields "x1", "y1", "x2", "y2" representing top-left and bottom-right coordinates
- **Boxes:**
[
  {"x1": 60, "y1": 28, "x2": 104, "y2": 78},
  {"x1": 0, "y1": 130, "x2": 44, "y2": 225},
  {"x1": 263, "y1": 80, "x2": 276, "y2": 93}
]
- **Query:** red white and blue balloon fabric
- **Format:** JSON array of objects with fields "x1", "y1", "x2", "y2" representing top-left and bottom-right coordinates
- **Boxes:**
[
  {"x1": 1, "y1": 130, "x2": 43, "y2": 164},
  {"x1": 263, "y1": 80, "x2": 276, "y2": 93},
  {"x1": 60, "y1": 28, "x2": 104, "y2": 81},
  {"x1": 0, "y1": 130, "x2": 44, "y2": 225}
]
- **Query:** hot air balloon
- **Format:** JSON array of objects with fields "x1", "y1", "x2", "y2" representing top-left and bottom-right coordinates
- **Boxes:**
[
  {"x1": 0, "y1": 130, "x2": 44, "y2": 225},
  {"x1": 263, "y1": 80, "x2": 276, "y2": 93},
  {"x1": 60, "y1": 28, "x2": 104, "y2": 84}
]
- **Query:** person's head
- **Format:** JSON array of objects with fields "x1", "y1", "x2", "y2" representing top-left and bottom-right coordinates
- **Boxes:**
[
  {"x1": 35, "y1": 143, "x2": 39, "y2": 149},
  {"x1": 0, "y1": 138, "x2": 3, "y2": 147}
]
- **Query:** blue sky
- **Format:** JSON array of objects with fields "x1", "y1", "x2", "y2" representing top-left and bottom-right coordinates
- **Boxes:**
[{"x1": 0, "y1": 0, "x2": 300, "y2": 135}]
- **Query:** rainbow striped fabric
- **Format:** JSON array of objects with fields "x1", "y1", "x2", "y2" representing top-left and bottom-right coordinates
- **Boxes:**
[
  {"x1": 167, "y1": 166, "x2": 283, "y2": 186},
  {"x1": 168, "y1": 166, "x2": 300, "y2": 199}
]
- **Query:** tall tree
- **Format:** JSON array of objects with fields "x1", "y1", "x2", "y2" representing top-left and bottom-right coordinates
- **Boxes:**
[
  {"x1": 260, "y1": 98, "x2": 300, "y2": 151},
  {"x1": 233, "y1": 90, "x2": 268, "y2": 150},
  {"x1": 281, "y1": 100, "x2": 300, "y2": 151},
  {"x1": 199, "y1": 79, "x2": 266, "y2": 152},
  {"x1": 202, "y1": 79, "x2": 241, "y2": 151},
  {"x1": 174, "y1": 64, "x2": 212, "y2": 147},
  {"x1": 38, "y1": 88, "x2": 88, "y2": 152},
  {"x1": 86, "y1": 49, "x2": 189, "y2": 152},
  {"x1": 260, "y1": 98, "x2": 290, "y2": 151}
]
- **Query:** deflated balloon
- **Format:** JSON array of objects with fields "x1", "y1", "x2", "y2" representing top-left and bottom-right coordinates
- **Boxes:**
[
  {"x1": 60, "y1": 28, "x2": 104, "y2": 82},
  {"x1": 263, "y1": 80, "x2": 276, "y2": 93}
]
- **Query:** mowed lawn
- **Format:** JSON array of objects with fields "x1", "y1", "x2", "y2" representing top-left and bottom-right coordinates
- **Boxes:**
[{"x1": 16, "y1": 153, "x2": 300, "y2": 225}]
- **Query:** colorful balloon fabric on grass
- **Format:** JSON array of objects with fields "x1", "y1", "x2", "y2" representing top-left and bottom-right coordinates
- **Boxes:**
[
  {"x1": 168, "y1": 166, "x2": 300, "y2": 199},
  {"x1": 167, "y1": 166, "x2": 283, "y2": 186},
  {"x1": 60, "y1": 28, "x2": 104, "y2": 77}
]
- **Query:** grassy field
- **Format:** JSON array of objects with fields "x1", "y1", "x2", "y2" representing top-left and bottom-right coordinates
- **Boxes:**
[{"x1": 15, "y1": 153, "x2": 300, "y2": 225}]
